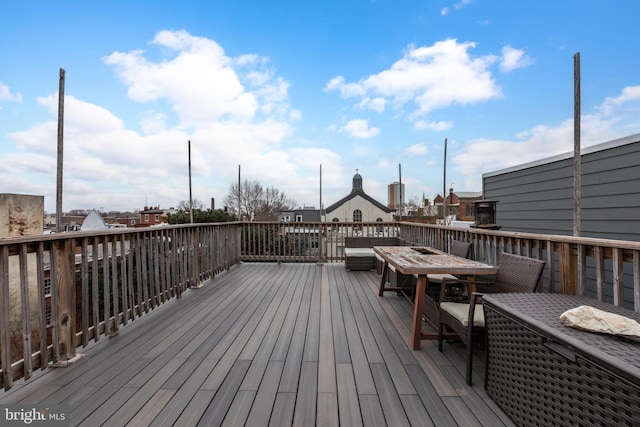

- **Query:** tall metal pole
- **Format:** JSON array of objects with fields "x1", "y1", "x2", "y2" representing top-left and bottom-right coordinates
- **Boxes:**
[
  {"x1": 398, "y1": 163, "x2": 402, "y2": 220},
  {"x1": 319, "y1": 164, "x2": 323, "y2": 218},
  {"x1": 573, "y1": 53, "x2": 581, "y2": 237},
  {"x1": 55, "y1": 68, "x2": 65, "y2": 232},
  {"x1": 188, "y1": 140, "x2": 193, "y2": 224},
  {"x1": 238, "y1": 165, "x2": 241, "y2": 220},
  {"x1": 318, "y1": 164, "x2": 324, "y2": 264},
  {"x1": 443, "y1": 138, "x2": 447, "y2": 224}
]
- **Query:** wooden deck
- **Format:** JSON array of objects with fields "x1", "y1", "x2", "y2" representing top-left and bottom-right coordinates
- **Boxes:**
[{"x1": 0, "y1": 263, "x2": 514, "y2": 426}]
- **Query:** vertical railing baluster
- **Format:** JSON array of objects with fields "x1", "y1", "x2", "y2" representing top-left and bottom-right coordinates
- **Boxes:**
[
  {"x1": 102, "y1": 238, "x2": 111, "y2": 336},
  {"x1": 80, "y1": 238, "x2": 89, "y2": 346},
  {"x1": 91, "y1": 237, "x2": 100, "y2": 341},
  {"x1": 612, "y1": 248, "x2": 624, "y2": 307},
  {"x1": 0, "y1": 245, "x2": 12, "y2": 390},
  {"x1": 110, "y1": 234, "x2": 119, "y2": 335},
  {"x1": 36, "y1": 242, "x2": 47, "y2": 369}
]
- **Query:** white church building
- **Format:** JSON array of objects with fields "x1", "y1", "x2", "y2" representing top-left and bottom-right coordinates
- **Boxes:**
[{"x1": 324, "y1": 172, "x2": 394, "y2": 223}]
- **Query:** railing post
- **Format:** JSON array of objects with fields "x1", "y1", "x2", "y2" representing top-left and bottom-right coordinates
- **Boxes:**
[
  {"x1": 559, "y1": 242, "x2": 577, "y2": 295},
  {"x1": 192, "y1": 226, "x2": 202, "y2": 288},
  {"x1": 317, "y1": 223, "x2": 324, "y2": 265},
  {"x1": 54, "y1": 239, "x2": 79, "y2": 365}
]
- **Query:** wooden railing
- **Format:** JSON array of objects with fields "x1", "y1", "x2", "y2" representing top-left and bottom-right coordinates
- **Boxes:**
[
  {"x1": 0, "y1": 223, "x2": 240, "y2": 390},
  {"x1": 2, "y1": 220, "x2": 639, "y2": 391},
  {"x1": 398, "y1": 222, "x2": 640, "y2": 312},
  {"x1": 239, "y1": 221, "x2": 640, "y2": 311}
]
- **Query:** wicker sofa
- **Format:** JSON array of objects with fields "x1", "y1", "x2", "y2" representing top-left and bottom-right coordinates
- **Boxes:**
[{"x1": 343, "y1": 236, "x2": 410, "y2": 272}]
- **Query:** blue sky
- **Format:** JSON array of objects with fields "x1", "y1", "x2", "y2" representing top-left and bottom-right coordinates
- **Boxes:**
[{"x1": 2, "y1": 0, "x2": 639, "y2": 213}]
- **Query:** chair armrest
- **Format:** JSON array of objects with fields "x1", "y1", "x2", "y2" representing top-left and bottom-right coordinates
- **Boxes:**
[
  {"x1": 468, "y1": 292, "x2": 484, "y2": 318},
  {"x1": 438, "y1": 277, "x2": 495, "y2": 302}
]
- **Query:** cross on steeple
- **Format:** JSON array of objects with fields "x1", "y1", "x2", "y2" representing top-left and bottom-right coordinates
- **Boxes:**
[{"x1": 355, "y1": 168, "x2": 359, "y2": 174}]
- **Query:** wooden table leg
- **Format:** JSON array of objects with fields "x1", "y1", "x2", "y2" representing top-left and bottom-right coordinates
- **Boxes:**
[
  {"x1": 378, "y1": 261, "x2": 389, "y2": 296},
  {"x1": 411, "y1": 275, "x2": 426, "y2": 350}
]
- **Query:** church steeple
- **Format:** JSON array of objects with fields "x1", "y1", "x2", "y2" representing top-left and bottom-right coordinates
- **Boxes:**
[{"x1": 352, "y1": 169, "x2": 363, "y2": 191}]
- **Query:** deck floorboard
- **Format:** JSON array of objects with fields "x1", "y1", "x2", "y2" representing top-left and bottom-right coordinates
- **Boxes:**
[{"x1": 1, "y1": 262, "x2": 514, "y2": 426}]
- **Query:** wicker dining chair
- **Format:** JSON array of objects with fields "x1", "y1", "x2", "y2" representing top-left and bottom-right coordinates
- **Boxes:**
[
  {"x1": 437, "y1": 252, "x2": 545, "y2": 385},
  {"x1": 426, "y1": 240, "x2": 472, "y2": 300}
]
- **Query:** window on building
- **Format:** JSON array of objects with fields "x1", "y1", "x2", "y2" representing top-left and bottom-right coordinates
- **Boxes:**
[
  {"x1": 144, "y1": 214, "x2": 149, "y2": 222},
  {"x1": 353, "y1": 209, "x2": 362, "y2": 222},
  {"x1": 155, "y1": 214, "x2": 159, "y2": 221},
  {"x1": 296, "y1": 215, "x2": 303, "y2": 222},
  {"x1": 44, "y1": 277, "x2": 51, "y2": 296},
  {"x1": 376, "y1": 217, "x2": 384, "y2": 233},
  {"x1": 131, "y1": 219, "x2": 136, "y2": 225},
  {"x1": 45, "y1": 306, "x2": 52, "y2": 326}
]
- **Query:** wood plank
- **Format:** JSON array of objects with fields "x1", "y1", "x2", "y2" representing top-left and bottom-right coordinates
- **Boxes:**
[
  {"x1": 240, "y1": 267, "x2": 305, "y2": 391},
  {"x1": 292, "y1": 361, "x2": 317, "y2": 426},
  {"x1": 441, "y1": 364, "x2": 508, "y2": 426},
  {"x1": 142, "y1": 358, "x2": 220, "y2": 426},
  {"x1": 278, "y1": 268, "x2": 314, "y2": 392},
  {"x1": 340, "y1": 270, "x2": 384, "y2": 364},
  {"x1": 245, "y1": 361, "x2": 284, "y2": 426},
  {"x1": 335, "y1": 269, "x2": 377, "y2": 394},
  {"x1": 221, "y1": 390, "x2": 256, "y2": 427},
  {"x1": 123, "y1": 389, "x2": 175, "y2": 427},
  {"x1": 171, "y1": 390, "x2": 216, "y2": 427},
  {"x1": 302, "y1": 267, "x2": 321, "y2": 362},
  {"x1": 67, "y1": 357, "x2": 149, "y2": 421},
  {"x1": 199, "y1": 265, "x2": 293, "y2": 391},
  {"x1": 348, "y1": 274, "x2": 416, "y2": 395},
  {"x1": 370, "y1": 363, "x2": 411, "y2": 427},
  {"x1": 317, "y1": 392, "x2": 339, "y2": 426},
  {"x1": 399, "y1": 394, "x2": 436, "y2": 427},
  {"x1": 76, "y1": 387, "x2": 138, "y2": 426},
  {"x1": 359, "y1": 394, "x2": 388, "y2": 427},
  {"x1": 336, "y1": 363, "x2": 363, "y2": 427},
  {"x1": 317, "y1": 265, "x2": 336, "y2": 393},
  {"x1": 106, "y1": 358, "x2": 185, "y2": 425},
  {"x1": 269, "y1": 393, "x2": 296, "y2": 427},
  {"x1": 329, "y1": 266, "x2": 351, "y2": 363},
  {"x1": 404, "y1": 363, "x2": 458, "y2": 426},
  {"x1": 198, "y1": 359, "x2": 251, "y2": 426}
]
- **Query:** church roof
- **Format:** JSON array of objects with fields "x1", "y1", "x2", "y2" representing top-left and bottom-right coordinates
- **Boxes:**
[{"x1": 325, "y1": 172, "x2": 392, "y2": 214}]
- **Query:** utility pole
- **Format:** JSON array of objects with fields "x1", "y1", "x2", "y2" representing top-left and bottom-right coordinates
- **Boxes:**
[
  {"x1": 238, "y1": 165, "x2": 241, "y2": 220},
  {"x1": 398, "y1": 163, "x2": 402, "y2": 220},
  {"x1": 573, "y1": 52, "x2": 581, "y2": 237},
  {"x1": 55, "y1": 69, "x2": 65, "y2": 232},
  {"x1": 442, "y1": 138, "x2": 447, "y2": 224},
  {"x1": 188, "y1": 140, "x2": 193, "y2": 224}
]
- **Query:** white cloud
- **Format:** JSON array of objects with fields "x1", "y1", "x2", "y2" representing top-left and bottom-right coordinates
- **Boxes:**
[
  {"x1": 452, "y1": 85, "x2": 640, "y2": 187},
  {"x1": 339, "y1": 119, "x2": 380, "y2": 139},
  {"x1": 500, "y1": 45, "x2": 533, "y2": 72},
  {"x1": 325, "y1": 39, "x2": 501, "y2": 122},
  {"x1": 441, "y1": 0, "x2": 473, "y2": 16},
  {"x1": 1, "y1": 30, "x2": 312, "y2": 212},
  {"x1": 598, "y1": 86, "x2": 640, "y2": 115},
  {"x1": 404, "y1": 142, "x2": 430, "y2": 156},
  {"x1": 103, "y1": 30, "x2": 291, "y2": 129},
  {"x1": 0, "y1": 81, "x2": 22, "y2": 103},
  {"x1": 414, "y1": 120, "x2": 453, "y2": 131}
]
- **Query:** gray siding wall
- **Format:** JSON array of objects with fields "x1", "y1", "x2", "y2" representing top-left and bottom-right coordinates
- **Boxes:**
[{"x1": 483, "y1": 134, "x2": 640, "y2": 242}]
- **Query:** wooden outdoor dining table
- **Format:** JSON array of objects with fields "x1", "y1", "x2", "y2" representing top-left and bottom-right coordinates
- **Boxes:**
[{"x1": 374, "y1": 246, "x2": 498, "y2": 350}]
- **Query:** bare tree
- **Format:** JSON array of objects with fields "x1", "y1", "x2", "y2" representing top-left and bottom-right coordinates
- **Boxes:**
[
  {"x1": 177, "y1": 199, "x2": 205, "y2": 211},
  {"x1": 224, "y1": 179, "x2": 296, "y2": 219}
]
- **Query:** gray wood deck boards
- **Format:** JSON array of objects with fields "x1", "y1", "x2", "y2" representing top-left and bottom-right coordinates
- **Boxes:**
[{"x1": 0, "y1": 263, "x2": 514, "y2": 426}]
